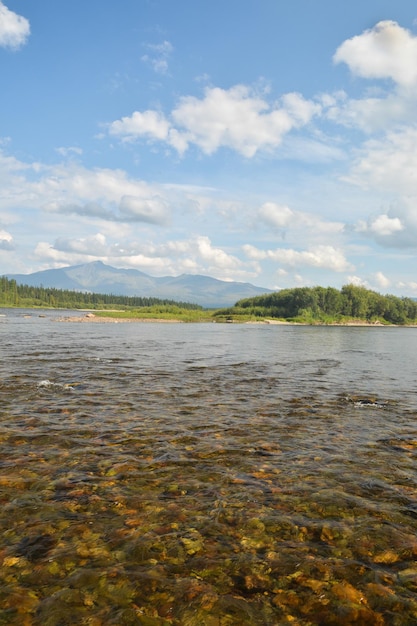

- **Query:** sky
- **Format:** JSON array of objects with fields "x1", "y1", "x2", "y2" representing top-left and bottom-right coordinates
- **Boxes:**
[{"x1": 1, "y1": 1, "x2": 417, "y2": 295}]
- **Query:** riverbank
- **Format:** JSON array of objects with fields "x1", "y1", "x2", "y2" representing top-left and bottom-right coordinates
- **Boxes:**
[
  {"x1": 54, "y1": 312, "x2": 417, "y2": 326},
  {"x1": 55, "y1": 313, "x2": 183, "y2": 323}
]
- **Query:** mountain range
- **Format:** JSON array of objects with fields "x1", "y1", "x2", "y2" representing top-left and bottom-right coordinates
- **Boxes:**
[{"x1": 6, "y1": 261, "x2": 273, "y2": 308}]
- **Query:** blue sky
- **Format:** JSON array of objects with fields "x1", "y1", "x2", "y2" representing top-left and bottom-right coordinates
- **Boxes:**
[{"x1": 1, "y1": 1, "x2": 417, "y2": 295}]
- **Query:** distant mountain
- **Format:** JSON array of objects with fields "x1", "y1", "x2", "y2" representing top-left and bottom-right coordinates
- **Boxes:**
[{"x1": 6, "y1": 261, "x2": 273, "y2": 308}]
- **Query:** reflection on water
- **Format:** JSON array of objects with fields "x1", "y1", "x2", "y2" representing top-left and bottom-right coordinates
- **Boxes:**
[{"x1": 1, "y1": 310, "x2": 417, "y2": 624}]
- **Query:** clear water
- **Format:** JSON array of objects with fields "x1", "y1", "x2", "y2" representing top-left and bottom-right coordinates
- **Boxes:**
[{"x1": 1, "y1": 309, "x2": 417, "y2": 625}]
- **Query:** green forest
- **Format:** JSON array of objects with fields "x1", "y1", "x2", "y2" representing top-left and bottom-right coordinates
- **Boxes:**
[
  {"x1": 214, "y1": 284, "x2": 417, "y2": 325},
  {"x1": 0, "y1": 276, "x2": 201, "y2": 311},
  {"x1": 1, "y1": 277, "x2": 417, "y2": 324}
]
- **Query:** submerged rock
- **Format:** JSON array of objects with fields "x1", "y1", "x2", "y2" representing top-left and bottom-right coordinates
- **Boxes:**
[{"x1": 15, "y1": 534, "x2": 55, "y2": 561}]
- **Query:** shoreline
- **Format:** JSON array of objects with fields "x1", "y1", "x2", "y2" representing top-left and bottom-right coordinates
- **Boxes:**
[
  {"x1": 54, "y1": 313, "x2": 417, "y2": 327},
  {"x1": 248, "y1": 319, "x2": 417, "y2": 327},
  {"x1": 55, "y1": 313, "x2": 182, "y2": 323}
]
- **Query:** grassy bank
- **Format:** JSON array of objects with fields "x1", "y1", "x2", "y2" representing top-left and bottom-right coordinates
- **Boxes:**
[{"x1": 93, "y1": 306, "x2": 216, "y2": 323}]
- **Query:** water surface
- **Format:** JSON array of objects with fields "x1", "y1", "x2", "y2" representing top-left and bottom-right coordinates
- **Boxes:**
[{"x1": 1, "y1": 309, "x2": 417, "y2": 624}]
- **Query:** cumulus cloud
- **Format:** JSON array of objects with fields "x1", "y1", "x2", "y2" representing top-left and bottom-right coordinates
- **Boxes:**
[
  {"x1": 366, "y1": 214, "x2": 403, "y2": 237},
  {"x1": 0, "y1": 1, "x2": 30, "y2": 50},
  {"x1": 334, "y1": 21, "x2": 417, "y2": 86},
  {"x1": 373, "y1": 271, "x2": 391, "y2": 289},
  {"x1": 0, "y1": 151, "x2": 253, "y2": 252},
  {"x1": 243, "y1": 244, "x2": 352, "y2": 272},
  {"x1": 53, "y1": 233, "x2": 108, "y2": 256},
  {"x1": 141, "y1": 40, "x2": 173, "y2": 74},
  {"x1": 34, "y1": 234, "x2": 252, "y2": 281},
  {"x1": 0, "y1": 151, "x2": 178, "y2": 230},
  {"x1": 191, "y1": 235, "x2": 241, "y2": 271},
  {"x1": 0, "y1": 228, "x2": 13, "y2": 249},
  {"x1": 109, "y1": 111, "x2": 170, "y2": 143},
  {"x1": 327, "y1": 23, "x2": 417, "y2": 134},
  {"x1": 258, "y1": 202, "x2": 294, "y2": 229},
  {"x1": 154, "y1": 236, "x2": 244, "y2": 276},
  {"x1": 118, "y1": 195, "x2": 169, "y2": 225},
  {"x1": 347, "y1": 275, "x2": 369, "y2": 288},
  {"x1": 256, "y1": 201, "x2": 344, "y2": 240},
  {"x1": 23, "y1": 163, "x2": 171, "y2": 225},
  {"x1": 171, "y1": 87, "x2": 319, "y2": 156},
  {"x1": 353, "y1": 200, "x2": 417, "y2": 248},
  {"x1": 34, "y1": 236, "x2": 174, "y2": 272},
  {"x1": 108, "y1": 84, "x2": 321, "y2": 157}
]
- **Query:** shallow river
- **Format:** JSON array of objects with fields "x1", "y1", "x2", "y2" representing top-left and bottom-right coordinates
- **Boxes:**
[{"x1": 1, "y1": 309, "x2": 417, "y2": 625}]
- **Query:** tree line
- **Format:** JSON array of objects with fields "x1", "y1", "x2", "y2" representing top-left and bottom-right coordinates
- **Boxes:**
[
  {"x1": 0, "y1": 277, "x2": 202, "y2": 310},
  {"x1": 2, "y1": 277, "x2": 416, "y2": 323},
  {"x1": 216, "y1": 285, "x2": 417, "y2": 324}
]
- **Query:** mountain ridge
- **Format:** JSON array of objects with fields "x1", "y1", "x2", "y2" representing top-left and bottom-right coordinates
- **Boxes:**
[{"x1": 6, "y1": 261, "x2": 273, "y2": 308}]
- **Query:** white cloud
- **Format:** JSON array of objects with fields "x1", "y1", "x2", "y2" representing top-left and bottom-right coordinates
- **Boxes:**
[
  {"x1": 34, "y1": 241, "x2": 108, "y2": 269},
  {"x1": 24, "y1": 162, "x2": 172, "y2": 225},
  {"x1": 397, "y1": 280, "x2": 417, "y2": 294},
  {"x1": 334, "y1": 21, "x2": 417, "y2": 86},
  {"x1": 0, "y1": 151, "x2": 177, "y2": 230},
  {"x1": 281, "y1": 92, "x2": 317, "y2": 124},
  {"x1": 141, "y1": 40, "x2": 173, "y2": 74},
  {"x1": 34, "y1": 237, "x2": 175, "y2": 272},
  {"x1": 357, "y1": 214, "x2": 404, "y2": 237},
  {"x1": 45, "y1": 195, "x2": 169, "y2": 225},
  {"x1": 109, "y1": 110, "x2": 170, "y2": 143},
  {"x1": 0, "y1": 227, "x2": 13, "y2": 249},
  {"x1": 370, "y1": 215, "x2": 403, "y2": 237},
  {"x1": 347, "y1": 275, "x2": 369, "y2": 287},
  {"x1": 56, "y1": 146, "x2": 83, "y2": 157},
  {"x1": 327, "y1": 23, "x2": 417, "y2": 134},
  {"x1": 173, "y1": 86, "x2": 320, "y2": 157},
  {"x1": 118, "y1": 195, "x2": 169, "y2": 225},
  {"x1": 373, "y1": 271, "x2": 391, "y2": 289},
  {"x1": 0, "y1": 151, "x2": 38, "y2": 214},
  {"x1": 193, "y1": 235, "x2": 241, "y2": 271},
  {"x1": 353, "y1": 200, "x2": 417, "y2": 249},
  {"x1": 43, "y1": 201, "x2": 111, "y2": 219},
  {"x1": 343, "y1": 271, "x2": 390, "y2": 292},
  {"x1": 156, "y1": 235, "x2": 245, "y2": 277},
  {"x1": 0, "y1": 1, "x2": 30, "y2": 50},
  {"x1": 0, "y1": 209, "x2": 18, "y2": 225},
  {"x1": 108, "y1": 84, "x2": 321, "y2": 157},
  {"x1": 257, "y1": 201, "x2": 344, "y2": 240},
  {"x1": 53, "y1": 233, "x2": 108, "y2": 256},
  {"x1": 34, "y1": 234, "x2": 253, "y2": 281},
  {"x1": 347, "y1": 128, "x2": 417, "y2": 194},
  {"x1": 326, "y1": 90, "x2": 417, "y2": 134},
  {"x1": 258, "y1": 202, "x2": 294, "y2": 229},
  {"x1": 243, "y1": 244, "x2": 352, "y2": 272}
]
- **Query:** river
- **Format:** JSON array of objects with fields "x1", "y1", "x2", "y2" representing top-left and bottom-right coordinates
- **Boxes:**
[{"x1": 1, "y1": 309, "x2": 417, "y2": 624}]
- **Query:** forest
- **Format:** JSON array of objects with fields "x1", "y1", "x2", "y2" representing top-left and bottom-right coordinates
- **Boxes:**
[
  {"x1": 214, "y1": 284, "x2": 417, "y2": 324},
  {"x1": 0, "y1": 277, "x2": 201, "y2": 311},
  {"x1": 1, "y1": 277, "x2": 417, "y2": 325}
]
